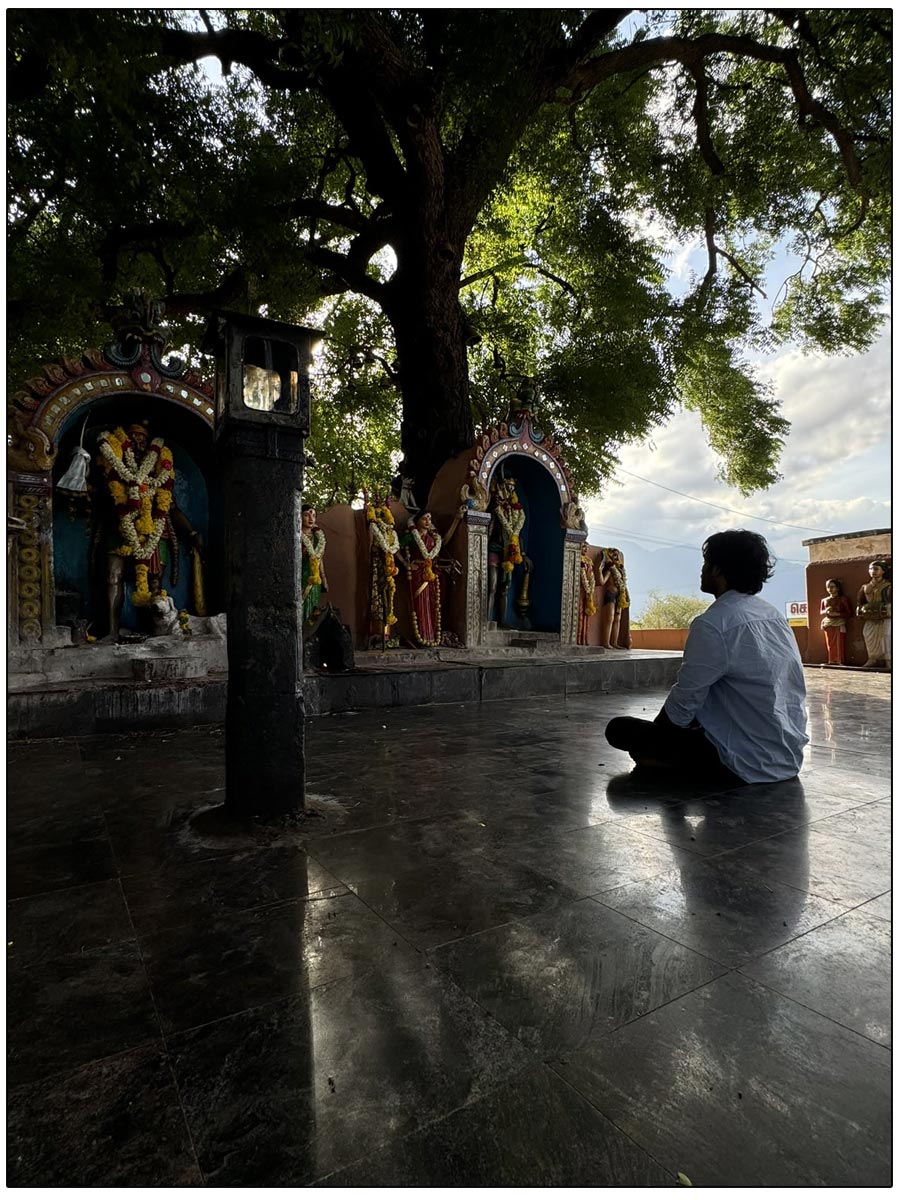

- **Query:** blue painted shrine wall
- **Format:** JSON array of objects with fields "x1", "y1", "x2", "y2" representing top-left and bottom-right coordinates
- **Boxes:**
[
  {"x1": 51, "y1": 398, "x2": 217, "y2": 636},
  {"x1": 497, "y1": 454, "x2": 564, "y2": 632}
]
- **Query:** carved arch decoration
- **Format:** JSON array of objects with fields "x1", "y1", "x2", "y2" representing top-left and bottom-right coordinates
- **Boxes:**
[
  {"x1": 461, "y1": 406, "x2": 581, "y2": 523},
  {"x1": 8, "y1": 328, "x2": 215, "y2": 646}
]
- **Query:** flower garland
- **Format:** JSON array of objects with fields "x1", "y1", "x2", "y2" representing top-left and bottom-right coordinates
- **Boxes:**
[
  {"x1": 495, "y1": 494, "x2": 525, "y2": 574},
  {"x1": 580, "y1": 555, "x2": 597, "y2": 617},
  {"x1": 367, "y1": 505, "x2": 399, "y2": 626},
  {"x1": 301, "y1": 529, "x2": 327, "y2": 588},
  {"x1": 97, "y1": 427, "x2": 175, "y2": 606},
  {"x1": 409, "y1": 527, "x2": 441, "y2": 583}
]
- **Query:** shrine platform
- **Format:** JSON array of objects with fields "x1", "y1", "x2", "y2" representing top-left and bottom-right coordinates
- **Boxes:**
[
  {"x1": 6, "y1": 671, "x2": 891, "y2": 1186},
  {"x1": 7, "y1": 640, "x2": 682, "y2": 738}
]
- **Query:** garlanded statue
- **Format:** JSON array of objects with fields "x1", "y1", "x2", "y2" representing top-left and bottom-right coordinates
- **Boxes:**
[
  {"x1": 400, "y1": 511, "x2": 443, "y2": 647},
  {"x1": 300, "y1": 504, "x2": 329, "y2": 624},
  {"x1": 487, "y1": 473, "x2": 530, "y2": 627},
  {"x1": 578, "y1": 545, "x2": 598, "y2": 644},
  {"x1": 365, "y1": 496, "x2": 401, "y2": 645},
  {"x1": 95, "y1": 421, "x2": 203, "y2": 638},
  {"x1": 597, "y1": 547, "x2": 629, "y2": 649},
  {"x1": 819, "y1": 578, "x2": 853, "y2": 665},
  {"x1": 856, "y1": 560, "x2": 891, "y2": 669}
]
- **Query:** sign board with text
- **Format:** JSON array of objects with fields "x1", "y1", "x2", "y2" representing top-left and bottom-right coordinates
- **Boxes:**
[{"x1": 785, "y1": 601, "x2": 808, "y2": 628}]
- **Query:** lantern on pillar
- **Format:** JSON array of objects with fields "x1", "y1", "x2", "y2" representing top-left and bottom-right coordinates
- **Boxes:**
[{"x1": 201, "y1": 312, "x2": 323, "y2": 819}]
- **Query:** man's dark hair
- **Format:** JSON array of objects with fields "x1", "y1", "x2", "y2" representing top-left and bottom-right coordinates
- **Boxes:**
[{"x1": 702, "y1": 530, "x2": 775, "y2": 595}]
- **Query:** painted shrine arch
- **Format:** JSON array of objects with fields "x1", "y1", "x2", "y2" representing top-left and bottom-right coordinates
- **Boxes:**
[
  {"x1": 16, "y1": 357, "x2": 214, "y2": 456},
  {"x1": 8, "y1": 335, "x2": 217, "y2": 645},
  {"x1": 472, "y1": 415, "x2": 575, "y2": 511}
]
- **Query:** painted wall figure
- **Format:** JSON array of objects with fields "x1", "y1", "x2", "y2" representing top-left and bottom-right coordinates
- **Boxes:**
[
  {"x1": 300, "y1": 504, "x2": 328, "y2": 624},
  {"x1": 400, "y1": 510, "x2": 443, "y2": 647},
  {"x1": 578, "y1": 544, "x2": 598, "y2": 645},
  {"x1": 95, "y1": 420, "x2": 202, "y2": 639},
  {"x1": 819, "y1": 578, "x2": 854, "y2": 665},
  {"x1": 597, "y1": 547, "x2": 629, "y2": 648},
  {"x1": 856, "y1": 560, "x2": 891, "y2": 668},
  {"x1": 366, "y1": 499, "x2": 401, "y2": 645}
]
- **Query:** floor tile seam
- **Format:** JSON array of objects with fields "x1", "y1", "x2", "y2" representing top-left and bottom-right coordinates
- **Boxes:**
[
  {"x1": 305, "y1": 810, "x2": 484, "y2": 847},
  {"x1": 304, "y1": 1060, "x2": 544, "y2": 1186},
  {"x1": 157, "y1": 954, "x2": 439, "y2": 1043},
  {"x1": 117, "y1": 848, "x2": 254, "y2": 881},
  {"x1": 124, "y1": 885, "x2": 353, "y2": 941},
  {"x1": 731, "y1": 968, "x2": 892, "y2": 1052},
  {"x1": 583, "y1": 895, "x2": 737, "y2": 971},
  {"x1": 7, "y1": 1034, "x2": 164, "y2": 1094},
  {"x1": 160, "y1": 1040, "x2": 209, "y2": 1185},
  {"x1": 715, "y1": 859, "x2": 871, "y2": 911},
  {"x1": 4, "y1": 872, "x2": 127, "y2": 910},
  {"x1": 541, "y1": 1062, "x2": 677, "y2": 1182},
  {"x1": 118, "y1": 861, "x2": 184, "y2": 1088},
  {"x1": 305, "y1": 852, "x2": 433, "y2": 959}
]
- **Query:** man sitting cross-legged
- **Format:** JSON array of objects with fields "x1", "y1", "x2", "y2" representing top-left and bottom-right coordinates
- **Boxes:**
[{"x1": 605, "y1": 530, "x2": 808, "y2": 786}]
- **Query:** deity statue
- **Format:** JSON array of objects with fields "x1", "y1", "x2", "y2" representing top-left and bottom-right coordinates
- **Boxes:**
[
  {"x1": 597, "y1": 547, "x2": 629, "y2": 649},
  {"x1": 856, "y1": 560, "x2": 891, "y2": 668},
  {"x1": 95, "y1": 421, "x2": 202, "y2": 639},
  {"x1": 400, "y1": 511, "x2": 443, "y2": 647},
  {"x1": 300, "y1": 504, "x2": 328, "y2": 624},
  {"x1": 578, "y1": 544, "x2": 598, "y2": 645},
  {"x1": 366, "y1": 499, "x2": 401, "y2": 645},
  {"x1": 820, "y1": 578, "x2": 854, "y2": 665},
  {"x1": 486, "y1": 474, "x2": 530, "y2": 627}
]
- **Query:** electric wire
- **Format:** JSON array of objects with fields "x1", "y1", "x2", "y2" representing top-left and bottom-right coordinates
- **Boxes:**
[
  {"x1": 612, "y1": 467, "x2": 839, "y2": 535},
  {"x1": 588, "y1": 523, "x2": 808, "y2": 567}
]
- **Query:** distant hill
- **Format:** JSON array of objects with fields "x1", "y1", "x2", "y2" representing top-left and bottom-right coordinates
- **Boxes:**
[{"x1": 587, "y1": 533, "x2": 808, "y2": 625}]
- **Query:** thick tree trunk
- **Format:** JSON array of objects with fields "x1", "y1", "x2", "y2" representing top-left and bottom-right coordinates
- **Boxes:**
[{"x1": 384, "y1": 245, "x2": 475, "y2": 503}]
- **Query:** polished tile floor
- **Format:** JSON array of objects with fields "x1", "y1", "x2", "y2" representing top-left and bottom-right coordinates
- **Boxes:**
[{"x1": 6, "y1": 670, "x2": 892, "y2": 1186}]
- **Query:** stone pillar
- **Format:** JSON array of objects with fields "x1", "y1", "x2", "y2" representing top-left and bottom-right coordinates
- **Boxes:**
[
  {"x1": 219, "y1": 426, "x2": 306, "y2": 817},
  {"x1": 9, "y1": 475, "x2": 54, "y2": 644},
  {"x1": 464, "y1": 510, "x2": 490, "y2": 646},
  {"x1": 561, "y1": 529, "x2": 586, "y2": 645}
]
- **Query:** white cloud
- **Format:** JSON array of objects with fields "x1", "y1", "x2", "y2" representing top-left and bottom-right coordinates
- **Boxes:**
[{"x1": 582, "y1": 330, "x2": 891, "y2": 569}]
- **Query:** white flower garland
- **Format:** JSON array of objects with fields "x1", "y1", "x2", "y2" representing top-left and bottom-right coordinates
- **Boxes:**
[
  {"x1": 301, "y1": 530, "x2": 327, "y2": 561},
  {"x1": 496, "y1": 502, "x2": 525, "y2": 539},
  {"x1": 98, "y1": 432, "x2": 175, "y2": 562},
  {"x1": 409, "y1": 528, "x2": 441, "y2": 560},
  {"x1": 370, "y1": 520, "x2": 399, "y2": 555}
]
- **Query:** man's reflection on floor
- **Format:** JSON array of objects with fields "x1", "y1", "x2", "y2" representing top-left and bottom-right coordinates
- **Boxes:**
[{"x1": 605, "y1": 772, "x2": 811, "y2": 945}]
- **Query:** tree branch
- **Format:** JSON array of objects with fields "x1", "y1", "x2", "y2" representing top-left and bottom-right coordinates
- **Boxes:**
[
  {"x1": 688, "y1": 64, "x2": 725, "y2": 175},
  {"x1": 563, "y1": 32, "x2": 865, "y2": 191},
  {"x1": 305, "y1": 245, "x2": 388, "y2": 305}
]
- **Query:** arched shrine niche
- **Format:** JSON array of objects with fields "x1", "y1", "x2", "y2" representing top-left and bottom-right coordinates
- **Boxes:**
[
  {"x1": 425, "y1": 401, "x2": 586, "y2": 648},
  {"x1": 8, "y1": 298, "x2": 221, "y2": 645}
]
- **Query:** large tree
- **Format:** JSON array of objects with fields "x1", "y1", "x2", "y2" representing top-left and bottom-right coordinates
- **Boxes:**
[{"x1": 8, "y1": 9, "x2": 890, "y2": 501}]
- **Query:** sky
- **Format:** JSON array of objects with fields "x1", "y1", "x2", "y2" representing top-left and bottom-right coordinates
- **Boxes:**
[{"x1": 581, "y1": 240, "x2": 892, "y2": 589}]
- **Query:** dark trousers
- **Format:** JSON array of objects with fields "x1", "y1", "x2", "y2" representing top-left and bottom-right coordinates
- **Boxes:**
[{"x1": 605, "y1": 716, "x2": 745, "y2": 784}]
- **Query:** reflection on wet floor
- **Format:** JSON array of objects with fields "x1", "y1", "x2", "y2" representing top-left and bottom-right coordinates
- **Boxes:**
[{"x1": 6, "y1": 671, "x2": 891, "y2": 1186}]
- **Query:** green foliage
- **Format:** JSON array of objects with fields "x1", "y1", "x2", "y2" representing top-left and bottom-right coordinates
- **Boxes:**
[
  {"x1": 7, "y1": 9, "x2": 891, "y2": 499},
  {"x1": 632, "y1": 590, "x2": 711, "y2": 630}
]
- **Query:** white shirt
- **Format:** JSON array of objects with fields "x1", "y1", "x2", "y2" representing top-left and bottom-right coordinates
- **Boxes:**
[{"x1": 663, "y1": 590, "x2": 808, "y2": 784}]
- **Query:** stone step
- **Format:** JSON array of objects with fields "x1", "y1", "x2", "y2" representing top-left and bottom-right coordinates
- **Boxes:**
[{"x1": 7, "y1": 651, "x2": 682, "y2": 738}]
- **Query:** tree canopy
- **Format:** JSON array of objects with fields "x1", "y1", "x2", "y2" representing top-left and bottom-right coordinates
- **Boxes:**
[
  {"x1": 8, "y1": 9, "x2": 891, "y2": 505},
  {"x1": 632, "y1": 590, "x2": 711, "y2": 629}
]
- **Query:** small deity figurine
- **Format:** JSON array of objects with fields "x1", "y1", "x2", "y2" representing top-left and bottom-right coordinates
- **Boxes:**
[
  {"x1": 597, "y1": 547, "x2": 629, "y2": 649},
  {"x1": 300, "y1": 504, "x2": 328, "y2": 623},
  {"x1": 578, "y1": 544, "x2": 598, "y2": 645},
  {"x1": 94, "y1": 421, "x2": 203, "y2": 639},
  {"x1": 400, "y1": 511, "x2": 443, "y2": 647},
  {"x1": 366, "y1": 499, "x2": 401, "y2": 645},
  {"x1": 819, "y1": 578, "x2": 853, "y2": 665},
  {"x1": 856, "y1": 560, "x2": 891, "y2": 668},
  {"x1": 487, "y1": 474, "x2": 528, "y2": 627}
]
